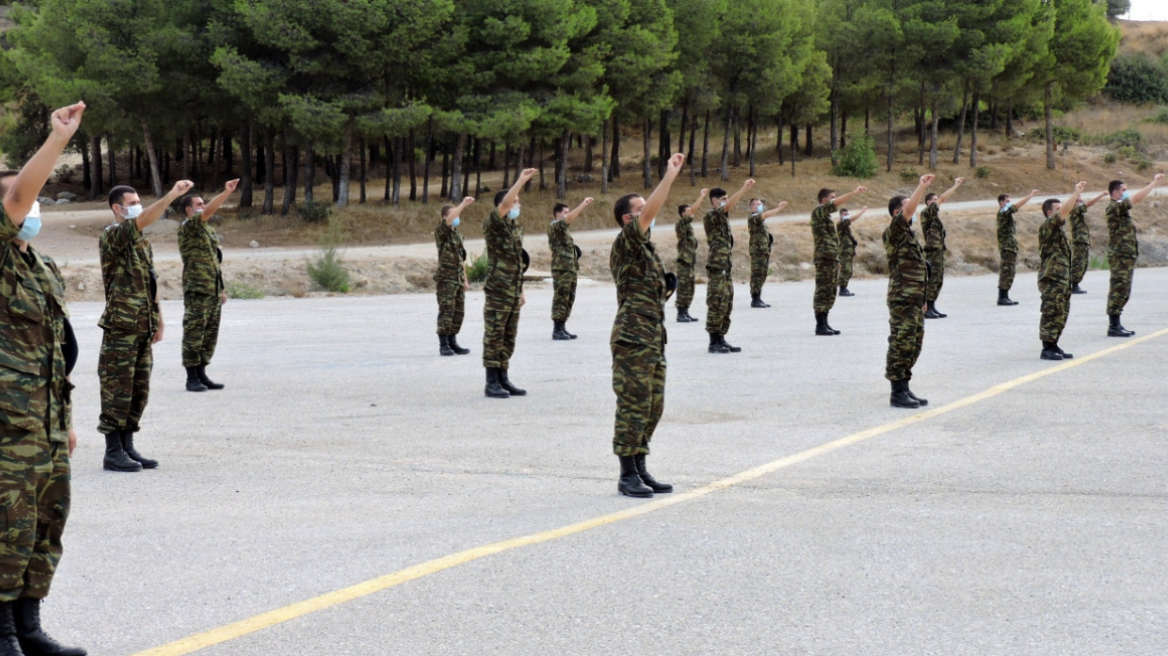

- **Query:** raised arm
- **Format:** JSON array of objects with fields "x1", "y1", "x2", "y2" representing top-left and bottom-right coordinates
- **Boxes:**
[
  {"x1": 937, "y1": 177, "x2": 964, "y2": 205},
  {"x1": 1012, "y1": 188, "x2": 1040, "y2": 211},
  {"x1": 448, "y1": 196, "x2": 475, "y2": 225},
  {"x1": 724, "y1": 179, "x2": 757, "y2": 211},
  {"x1": 834, "y1": 185, "x2": 868, "y2": 207},
  {"x1": 565, "y1": 197, "x2": 595, "y2": 224},
  {"x1": 1083, "y1": 192, "x2": 1108, "y2": 208},
  {"x1": 761, "y1": 201, "x2": 789, "y2": 220},
  {"x1": 497, "y1": 168, "x2": 537, "y2": 216},
  {"x1": 201, "y1": 179, "x2": 240, "y2": 222},
  {"x1": 138, "y1": 180, "x2": 194, "y2": 231},
  {"x1": 687, "y1": 188, "x2": 709, "y2": 215},
  {"x1": 1131, "y1": 173, "x2": 1165, "y2": 206},
  {"x1": 1059, "y1": 182, "x2": 1086, "y2": 220},
  {"x1": 849, "y1": 206, "x2": 869, "y2": 223},
  {"x1": 639, "y1": 154, "x2": 686, "y2": 232},
  {"x1": 902, "y1": 175, "x2": 936, "y2": 220},
  {"x1": 3, "y1": 103, "x2": 86, "y2": 224}
]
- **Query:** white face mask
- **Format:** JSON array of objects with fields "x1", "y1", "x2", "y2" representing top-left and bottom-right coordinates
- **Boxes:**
[{"x1": 121, "y1": 204, "x2": 143, "y2": 220}]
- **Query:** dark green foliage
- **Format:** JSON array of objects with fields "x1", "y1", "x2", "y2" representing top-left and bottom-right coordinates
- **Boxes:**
[
  {"x1": 830, "y1": 135, "x2": 878, "y2": 179},
  {"x1": 297, "y1": 201, "x2": 332, "y2": 224},
  {"x1": 975, "y1": 166, "x2": 991, "y2": 179},
  {"x1": 466, "y1": 251, "x2": 490, "y2": 284},
  {"x1": 1028, "y1": 126, "x2": 1082, "y2": 143},
  {"x1": 1104, "y1": 53, "x2": 1168, "y2": 105},
  {"x1": 307, "y1": 223, "x2": 351, "y2": 293}
]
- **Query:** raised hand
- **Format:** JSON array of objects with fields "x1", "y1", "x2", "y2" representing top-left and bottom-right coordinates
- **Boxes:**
[
  {"x1": 462, "y1": 196, "x2": 475, "y2": 206},
  {"x1": 518, "y1": 168, "x2": 537, "y2": 182},
  {"x1": 582, "y1": 197, "x2": 595, "y2": 206},
  {"x1": 743, "y1": 178, "x2": 756, "y2": 189},
  {"x1": 855, "y1": 185, "x2": 868, "y2": 193},
  {"x1": 953, "y1": 177, "x2": 965, "y2": 186},
  {"x1": 667, "y1": 153, "x2": 686, "y2": 173},
  {"x1": 225, "y1": 179, "x2": 240, "y2": 193},
  {"x1": 776, "y1": 201, "x2": 789, "y2": 212},
  {"x1": 1074, "y1": 181, "x2": 1086, "y2": 192},
  {"x1": 50, "y1": 103, "x2": 86, "y2": 139},
  {"x1": 919, "y1": 175, "x2": 935, "y2": 187},
  {"x1": 172, "y1": 180, "x2": 195, "y2": 196},
  {"x1": 699, "y1": 188, "x2": 709, "y2": 197}
]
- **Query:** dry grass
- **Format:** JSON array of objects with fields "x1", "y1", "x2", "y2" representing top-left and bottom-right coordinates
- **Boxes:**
[{"x1": 1119, "y1": 19, "x2": 1168, "y2": 58}]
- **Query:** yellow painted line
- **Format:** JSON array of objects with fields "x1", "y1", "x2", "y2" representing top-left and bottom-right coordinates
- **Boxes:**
[{"x1": 131, "y1": 327, "x2": 1168, "y2": 656}]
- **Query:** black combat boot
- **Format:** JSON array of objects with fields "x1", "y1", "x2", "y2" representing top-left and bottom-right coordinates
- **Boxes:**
[
  {"x1": 497, "y1": 368, "x2": 526, "y2": 396},
  {"x1": 563, "y1": 322, "x2": 578, "y2": 339},
  {"x1": 103, "y1": 431, "x2": 142, "y2": 472},
  {"x1": 185, "y1": 367, "x2": 207, "y2": 392},
  {"x1": 750, "y1": 294, "x2": 769, "y2": 308},
  {"x1": 708, "y1": 333, "x2": 730, "y2": 353},
  {"x1": 997, "y1": 288, "x2": 1018, "y2": 306},
  {"x1": 823, "y1": 312, "x2": 841, "y2": 335},
  {"x1": 121, "y1": 430, "x2": 158, "y2": 469},
  {"x1": 719, "y1": 334, "x2": 742, "y2": 353},
  {"x1": 484, "y1": 368, "x2": 509, "y2": 398},
  {"x1": 1072, "y1": 283, "x2": 1086, "y2": 294},
  {"x1": 447, "y1": 334, "x2": 470, "y2": 355},
  {"x1": 905, "y1": 382, "x2": 928, "y2": 406},
  {"x1": 196, "y1": 365, "x2": 224, "y2": 390},
  {"x1": 617, "y1": 456, "x2": 654, "y2": 498},
  {"x1": 13, "y1": 598, "x2": 87, "y2": 656},
  {"x1": 677, "y1": 308, "x2": 690, "y2": 323},
  {"x1": 634, "y1": 454, "x2": 673, "y2": 493},
  {"x1": 925, "y1": 301, "x2": 946, "y2": 319},
  {"x1": 552, "y1": 321, "x2": 571, "y2": 341},
  {"x1": 1040, "y1": 341, "x2": 1063, "y2": 360},
  {"x1": 0, "y1": 601, "x2": 25, "y2": 656},
  {"x1": 890, "y1": 380, "x2": 919, "y2": 409},
  {"x1": 1054, "y1": 343, "x2": 1073, "y2": 359},
  {"x1": 439, "y1": 335, "x2": 455, "y2": 356},
  {"x1": 815, "y1": 313, "x2": 834, "y2": 336},
  {"x1": 838, "y1": 286, "x2": 854, "y2": 297},
  {"x1": 1107, "y1": 314, "x2": 1134, "y2": 337}
]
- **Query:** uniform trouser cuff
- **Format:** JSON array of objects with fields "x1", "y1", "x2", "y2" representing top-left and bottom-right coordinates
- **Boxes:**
[{"x1": 613, "y1": 444, "x2": 650, "y2": 456}]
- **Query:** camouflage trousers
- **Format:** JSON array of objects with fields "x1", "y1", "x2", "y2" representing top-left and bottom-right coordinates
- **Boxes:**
[
  {"x1": 98, "y1": 329, "x2": 152, "y2": 435},
  {"x1": 814, "y1": 258, "x2": 838, "y2": 314},
  {"x1": 1071, "y1": 242, "x2": 1089, "y2": 286},
  {"x1": 705, "y1": 268, "x2": 733, "y2": 335},
  {"x1": 551, "y1": 269, "x2": 577, "y2": 322},
  {"x1": 182, "y1": 293, "x2": 221, "y2": 368},
  {"x1": 1038, "y1": 276, "x2": 1072, "y2": 343},
  {"x1": 483, "y1": 293, "x2": 521, "y2": 369},
  {"x1": 838, "y1": 251, "x2": 855, "y2": 289},
  {"x1": 749, "y1": 252, "x2": 770, "y2": 297},
  {"x1": 0, "y1": 424, "x2": 69, "y2": 602},
  {"x1": 611, "y1": 341, "x2": 665, "y2": 457},
  {"x1": 885, "y1": 300, "x2": 925, "y2": 382},
  {"x1": 1107, "y1": 255, "x2": 1135, "y2": 316},
  {"x1": 675, "y1": 260, "x2": 695, "y2": 310},
  {"x1": 925, "y1": 248, "x2": 945, "y2": 303},
  {"x1": 435, "y1": 279, "x2": 465, "y2": 336},
  {"x1": 998, "y1": 250, "x2": 1017, "y2": 292}
]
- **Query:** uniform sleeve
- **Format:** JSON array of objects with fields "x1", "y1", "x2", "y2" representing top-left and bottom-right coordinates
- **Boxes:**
[
  {"x1": 104, "y1": 218, "x2": 141, "y2": 251},
  {"x1": 0, "y1": 204, "x2": 19, "y2": 242}
]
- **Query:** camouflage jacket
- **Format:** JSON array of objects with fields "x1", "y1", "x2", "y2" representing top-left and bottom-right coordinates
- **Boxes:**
[
  {"x1": 883, "y1": 212, "x2": 928, "y2": 304},
  {"x1": 0, "y1": 208, "x2": 71, "y2": 442},
  {"x1": 178, "y1": 217, "x2": 224, "y2": 297},
  {"x1": 433, "y1": 219, "x2": 467, "y2": 284},
  {"x1": 997, "y1": 205, "x2": 1019, "y2": 253},
  {"x1": 837, "y1": 218, "x2": 858, "y2": 256},
  {"x1": 610, "y1": 219, "x2": 667, "y2": 348},
  {"x1": 1106, "y1": 198, "x2": 1138, "y2": 260},
  {"x1": 747, "y1": 212, "x2": 771, "y2": 256},
  {"x1": 811, "y1": 201, "x2": 839, "y2": 262},
  {"x1": 675, "y1": 214, "x2": 697, "y2": 267},
  {"x1": 921, "y1": 203, "x2": 946, "y2": 252},
  {"x1": 1038, "y1": 213, "x2": 1071, "y2": 283},
  {"x1": 99, "y1": 219, "x2": 159, "y2": 336},
  {"x1": 1069, "y1": 205, "x2": 1090, "y2": 247},
  {"x1": 483, "y1": 209, "x2": 524, "y2": 299},
  {"x1": 547, "y1": 219, "x2": 577, "y2": 273},
  {"x1": 703, "y1": 207, "x2": 733, "y2": 273}
]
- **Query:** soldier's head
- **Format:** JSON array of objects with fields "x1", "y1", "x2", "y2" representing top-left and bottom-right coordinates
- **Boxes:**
[
  {"x1": 1109, "y1": 180, "x2": 1126, "y2": 200},
  {"x1": 552, "y1": 203, "x2": 569, "y2": 220},
  {"x1": 109, "y1": 185, "x2": 141, "y2": 222},
  {"x1": 818, "y1": 188, "x2": 836, "y2": 205},
  {"x1": 678, "y1": 203, "x2": 691, "y2": 218},
  {"x1": 440, "y1": 204, "x2": 457, "y2": 222},
  {"x1": 888, "y1": 195, "x2": 907, "y2": 218},
  {"x1": 925, "y1": 193, "x2": 939, "y2": 206},
  {"x1": 179, "y1": 194, "x2": 206, "y2": 218},
  {"x1": 997, "y1": 194, "x2": 1011, "y2": 208},
  {"x1": 839, "y1": 208, "x2": 850, "y2": 222},
  {"x1": 1042, "y1": 198, "x2": 1061, "y2": 218},
  {"x1": 0, "y1": 170, "x2": 40, "y2": 245},
  {"x1": 749, "y1": 198, "x2": 762, "y2": 213},
  {"x1": 613, "y1": 193, "x2": 643, "y2": 228},
  {"x1": 709, "y1": 188, "x2": 728, "y2": 209},
  {"x1": 494, "y1": 189, "x2": 521, "y2": 217}
]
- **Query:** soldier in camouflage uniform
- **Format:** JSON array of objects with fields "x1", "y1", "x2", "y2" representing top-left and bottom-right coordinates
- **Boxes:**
[
  {"x1": 0, "y1": 102, "x2": 88, "y2": 656},
  {"x1": 746, "y1": 198, "x2": 790, "y2": 308},
  {"x1": 920, "y1": 177, "x2": 964, "y2": 319},
  {"x1": 548, "y1": 197, "x2": 594, "y2": 340},
  {"x1": 703, "y1": 180, "x2": 755, "y2": 353},
  {"x1": 811, "y1": 186, "x2": 866, "y2": 335},
  {"x1": 178, "y1": 179, "x2": 239, "y2": 392},
  {"x1": 673, "y1": 188, "x2": 708, "y2": 323},
  {"x1": 835, "y1": 206, "x2": 868, "y2": 297},
  {"x1": 99, "y1": 179, "x2": 195, "y2": 472},
  {"x1": 1103, "y1": 174, "x2": 1165, "y2": 337},
  {"x1": 434, "y1": 196, "x2": 475, "y2": 357},
  {"x1": 994, "y1": 189, "x2": 1039, "y2": 306},
  {"x1": 884, "y1": 174, "x2": 935, "y2": 409},
  {"x1": 1036, "y1": 183, "x2": 1087, "y2": 361},
  {"x1": 482, "y1": 169, "x2": 536, "y2": 398},
  {"x1": 1068, "y1": 192, "x2": 1107, "y2": 295},
  {"x1": 610, "y1": 152, "x2": 686, "y2": 498}
]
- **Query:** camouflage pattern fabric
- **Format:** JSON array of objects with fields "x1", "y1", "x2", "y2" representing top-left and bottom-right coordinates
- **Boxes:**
[
  {"x1": 883, "y1": 212, "x2": 928, "y2": 382},
  {"x1": 0, "y1": 440, "x2": 69, "y2": 602},
  {"x1": 99, "y1": 220, "x2": 159, "y2": 336},
  {"x1": 811, "y1": 202, "x2": 839, "y2": 314},
  {"x1": 748, "y1": 212, "x2": 771, "y2": 297},
  {"x1": 1069, "y1": 204, "x2": 1090, "y2": 287},
  {"x1": 483, "y1": 210, "x2": 524, "y2": 368},
  {"x1": 97, "y1": 331, "x2": 152, "y2": 435},
  {"x1": 920, "y1": 203, "x2": 945, "y2": 302},
  {"x1": 1038, "y1": 213, "x2": 1072, "y2": 342},
  {"x1": 178, "y1": 218, "x2": 223, "y2": 297},
  {"x1": 551, "y1": 271, "x2": 577, "y2": 322},
  {"x1": 548, "y1": 219, "x2": 578, "y2": 321},
  {"x1": 609, "y1": 219, "x2": 667, "y2": 457},
  {"x1": 433, "y1": 219, "x2": 467, "y2": 336},
  {"x1": 998, "y1": 250, "x2": 1017, "y2": 292},
  {"x1": 675, "y1": 214, "x2": 697, "y2": 309},
  {"x1": 1106, "y1": 199, "x2": 1138, "y2": 316},
  {"x1": 997, "y1": 205, "x2": 1018, "y2": 291},
  {"x1": 837, "y1": 216, "x2": 858, "y2": 289},
  {"x1": 703, "y1": 207, "x2": 734, "y2": 334},
  {"x1": 182, "y1": 293, "x2": 221, "y2": 368},
  {"x1": 924, "y1": 248, "x2": 944, "y2": 303}
]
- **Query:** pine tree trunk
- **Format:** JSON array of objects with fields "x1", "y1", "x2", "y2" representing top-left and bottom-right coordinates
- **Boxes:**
[
  {"x1": 929, "y1": 102, "x2": 939, "y2": 170},
  {"x1": 805, "y1": 124, "x2": 813, "y2": 157},
  {"x1": 830, "y1": 86, "x2": 840, "y2": 165},
  {"x1": 212, "y1": 128, "x2": 223, "y2": 189},
  {"x1": 134, "y1": 147, "x2": 142, "y2": 181},
  {"x1": 611, "y1": 115, "x2": 621, "y2": 180},
  {"x1": 688, "y1": 113, "x2": 698, "y2": 186},
  {"x1": 643, "y1": 117, "x2": 653, "y2": 189},
  {"x1": 393, "y1": 136, "x2": 404, "y2": 205},
  {"x1": 223, "y1": 131, "x2": 233, "y2": 177},
  {"x1": 106, "y1": 136, "x2": 116, "y2": 188},
  {"x1": 558, "y1": 129, "x2": 570, "y2": 199},
  {"x1": 540, "y1": 138, "x2": 548, "y2": 191},
  {"x1": 359, "y1": 138, "x2": 367, "y2": 204},
  {"x1": 182, "y1": 130, "x2": 192, "y2": 181},
  {"x1": 474, "y1": 138, "x2": 483, "y2": 196},
  {"x1": 658, "y1": 108, "x2": 669, "y2": 180},
  {"x1": 749, "y1": 107, "x2": 758, "y2": 178},
  {"x1": 720, "y1": 107, "x2": 732, "y2": 181},
  {"x1": 1044, "y1": 83, "x2": 1055, "y2": 171},
  {"x1": 701, "y1": 110, "x2": 710, "y2": 177},
  {"x1": 841, "y1": 111, "x2": 848, "y2": 149},
  {"x1": 89, "y1": 135, "x2": 102, "y2": 200},
  {"x1": 262, "y1": 129, "x2": 275, "y2": 215},
  {"x1": 488, "y1": 141, "x2": 497, "y2": 170},
  {"x1": 791, "y1": 123, "x2": 798, "y2": 178},
  {"x1": 141, "y1": 118, "x2": 163, "y2": 198},
  {"x1": 525, "y1": 137, "x2": 535, "y2": 193},
  {"x1": 304, "y1": 148, "x2": 315, "y2": 203},
  {"x1": 732, "y1": 107, "x2": 741, "y2": 168},
  {"x1": 601, "y1": 119, "x2": 610, "y2": 195},
  {"x1": 1005, "y1": 100, "x2": 1013, "y2": 139},
  {"x1": 256, "y1": 133, "x2": 266, "y2": 185},
  {"x1": 240, "y1": 121, "x2": 253, "y2": 208},
  {"x1": 461, "y1": 136, "x2": 472, "y2": 199},
  {"x1": 408, "y1": 130, "x2": 417, "y2": 201},
  {"x1": 80, "y1": 134, "x2": 91, "y2": 195},
  {"x1": 583, "y1": 134, "x2": 593, "y2": 174},
  {"x1": 678, "y1": 100, "x2": 689, "y2": 157},
  {"x1": 865, "y1": 106, "x2": 870, "y2": 135},
  {"x1": 886, "y1": 95, "x2": 895, "y2": 173},
  {"x1": 952, "y1": 89, "x2": 969, "y2": 165},
  {"x1": 449, "y1": 133, "x2": 465, "y2": 201},
  {"x1": 422, "y1": 119, "x2": 434, "y2": 203},
  {"x1": 280, "y1": 132, "x2": 297, "y2": 215},
  {"x1": 502, "y1": 146, "x2": 511, "y2": 188},
  {"x1": 384, "y1": 137, "x2": 392, "y2": 201},
  {"x1": 970, "y1": 92, "x2": 981, "y2": 168},
  {"x1": 776, "y1": 110, "x2": 784, "y2": 166},
  {"x1": 440, "y1": 143, "x2": 449, "y2": 199}
]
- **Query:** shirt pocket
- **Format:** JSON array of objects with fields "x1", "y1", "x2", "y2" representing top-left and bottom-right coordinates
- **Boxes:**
[{"x1": 0, "y1": 360, "x2": 44, "y2": 437}]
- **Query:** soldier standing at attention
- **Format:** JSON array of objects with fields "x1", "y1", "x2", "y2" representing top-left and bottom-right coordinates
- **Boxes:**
[
  {"x1": 1036, "y1": 182, "x2": 1086, "y2": 361},
  {"x1": 100, "y1": 178, "x2": 195, "y2": 471},
  {"x1": 483, "y1": 168, "x2": 537, "y2": 398},
  {"x1": 811, "y1": 186, "x2": 866, "y2": 335},
  {"x1": 1068, "y1": 191, "x2": 1107, "y2": 295},
  {"x1": 836, "y1": 206, "x2": 868, "y2": 297},
  {"x1": 434, "y1": 196, "x2": 475, "y2": 357},
  {"x1": 994, "y1": 188, "x2": 1039, "y2": 306},
  {"x1": 884, "y1": 174, "x2": 935, "y2": 409},
  {"x1": 0, "y1": 102, "x2": 89, "y2": 656},
  {"x1": 921, "y1": 177, "x2": 964, "y2": 319},
  {"x1": 703, "y1": 180, "x2": 755, "y2": 353},
  {"x1": 747, "y1": 197, "x2": 789, "y2": 308},
  {"x1": 548, "y1": 197, "x2": 594, "y2": 340},
  {"x1": 1104, "y1": 174, "x2": 1165, "y2": 337},
  {"x1": 610, "y1": 152, "x2": 687, "y2": 498},
  {"x1": 673, "y1": 188, "x2": 708, "y2": 323},
  {"x1": 178, "y1": 179, "x2": 239, "y2": 392}
]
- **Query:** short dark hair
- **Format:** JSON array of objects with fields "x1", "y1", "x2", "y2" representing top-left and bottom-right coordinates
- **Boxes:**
[
  {"x1": 109, "y1": 185, "x2": 137, "y2": 208},
  {"x1": 493, "y1": 190, "x2": 508, "y2": 207},
  {"x1": 613, "y1": 193, "x2": 640, "y2": 227},
  {"x1": 440, "y1": 204, "x2": 455, "y2": 219},
  {"x1": 749, "y1": 197, "x2": 759, "y2": 204},
  {"x1": 1041, "y1": 198, "x2": 1060, "y2": 217},
  {"x1": 179, "y1": 194, "x2": 202, "y2": 211},
  {"x1": 553, "y1": 203, "x2": 569, "y2": 215},
  {"x1": 818, "y1": 188, "x2": 835, "y2": 203},
  {"x1": 888, "y1": 195, "x2": 906, "y2": 217},
  {"x1": 839, "y1": 207, "x2": 849, "y2": 215},
  {"x1": 709, "y1": 187, "x2": 727, "y2": 200},
  {"x1": 1109, "y1": 180, "x2": 1125, "y2": 194},
  {"x1": 924, "y1": 193, "x2": 938, "y2": 203},
  {"x1": 997, "y1": 194, "x2": 1010, "y2": 204},
  {"x1": 678, "y1": 204, "x2": 690, "y2": 218}
]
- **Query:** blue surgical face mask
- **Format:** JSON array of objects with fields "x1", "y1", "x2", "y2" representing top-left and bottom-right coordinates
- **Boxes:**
[
  {"x1": 508, "y1": 207, "x2": 520, "y2": 220},
  {"x1": 757, "y1": 204, "x2": 765, "y2": 213},
  {"x1": 1122, "y1": 191, "x2": 1131, "y2": 201},
  {"x1": 451, "y1": 217, "x2": 460, "y2": 227},
  {"x1": 121, "y1": 204, "x2": 143, "y2": 220},
  {"x1": 1002, "y1": 203, "x2": 1013, "y2": 211},
  {"x1": 649, "y1": 218, "x2": 656, "y2": 230},
  {"x1": 719, "y1": 201, "x2": 726, "y2": 209},
  {"x1": 16, "y1": 203, "x2": 41, "y2": 240}
]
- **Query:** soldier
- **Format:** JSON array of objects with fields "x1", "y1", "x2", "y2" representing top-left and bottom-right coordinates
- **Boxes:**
[
  {"x1": 178, "y1": 179, "x2": 239, "y2": 392},
  {"x1": 548, "y1": 197, "x2": 594, "y2": 340},
  {"x1": 746, "y1": 197, "x2": 790, "y2": 308},
  {"x1": 1036, "y1": 182, "x2": 1087, "y2": 361},
  {"x1": 703, "y1": 180, "x2": 755, "y2": 353},
  {"x1": 610, "y1": 152, "x2": 687, "y2": 498},
  {"x1": 836, "y1": 206, "x2": 868, "y2": 297},
  {"x1": 811, "y1": 186, "x2": 866, "y2": 335},
  {"x1": 0, "y1": 102, "x2": 89, "y2": 656},
  {"x1": 673, "y1": 188, "x2": 708, "y2": 323},
  {"x1": 994, "y1": 188, "x2": 1039, "y2": 306},
  {"x1": 1068, "y1": 191, "x2": 1107, "y2": 295},
  {"x1": 884, "y1": 174, "x2": 935, "y2": 409},
  {"x1": 99, "y1": 178, "x2": 195, "y2": 471},
  {"x1": 483, "y1": 168, "x2": 536, "y2": 398},
  {"x1": 1104, "y1": 174, "x2": 1165, "y2": 337},
  {"x1": 921, "y1": 177, "x2": 964, "y2": 318},
  {"x1": 434, "y1": 196, "x2": 475, "y2": 357}
]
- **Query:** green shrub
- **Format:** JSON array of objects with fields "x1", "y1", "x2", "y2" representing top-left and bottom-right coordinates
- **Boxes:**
[
  {"x1": 1136, "y1": 157, "x2": 1154, "y2": 173},
  {"x1": 1105, "y1": 53, "x2": 1168, "y2": 105},
  {"x1": 466, "y1": 251, "x2": 489, "y2": 284},
  {"x1": 1118, "y1": 145, "x2": 1138, "y2": 159},
  {"x1": 297, "y1": 200, "x2": 332, "y2": 224},
  {"x1": 307, "y1": 222, "x2": 351, "y2": 292},
  {"x1": 830, "y1": 134, "x2": 878, "y2": 179},
  {"x1": 1103, "y1": 151, "x2": 1119, "y2": 164},
  {"x1": 226, "y1": 281, "x2": 265, "y2": 299},
  {"x1": 898, "y1": 168, "x2": 919, "y2": 184},
  {"x1": 1106, "y1": 128, "x2": 1144, "y2": 149},
  {"x1": 1027, "y1": 126, "x2": 1082, "y2": 143},
  {"x1": 54, "y1": 164, "x2": 76, "y2": 184},
  {"x1": 1089, "y1": 254, "x2": 1109, "y2": 271},
  {"x1": 1147, "y1": 107, "x2": 1168, "y2": 125},
  {"x1": 975, "y1": 166, "x2": 991, "y2": 179}
]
